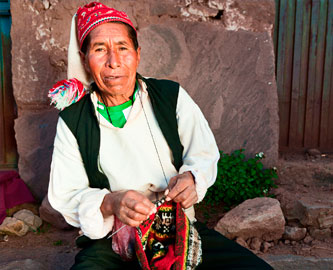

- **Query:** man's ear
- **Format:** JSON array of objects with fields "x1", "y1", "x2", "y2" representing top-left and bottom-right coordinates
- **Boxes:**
[
  {"x1": 136, "y1": 46, "x2": 141, "y2": 66},
  {"x1": 79, "y1": 51, "x2": 90, "y2": 74}
]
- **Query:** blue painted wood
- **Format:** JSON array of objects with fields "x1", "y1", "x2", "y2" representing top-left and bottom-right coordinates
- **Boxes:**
[{"x1": 0, "y1": 0, "x2": 17, "y2": 168}]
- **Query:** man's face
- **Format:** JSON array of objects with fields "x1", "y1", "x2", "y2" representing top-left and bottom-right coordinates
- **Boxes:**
[{"x1": 81, "y1": 23, "x2": 140, "y2": 99}]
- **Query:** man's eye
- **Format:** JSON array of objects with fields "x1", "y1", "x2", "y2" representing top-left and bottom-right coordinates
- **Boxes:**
[
  {"x1": 95, "y1": 47, "x2": 105, "y2": 52},
  {"x1": 119, "y1": 47, "x2": 128, "y2": 51}
]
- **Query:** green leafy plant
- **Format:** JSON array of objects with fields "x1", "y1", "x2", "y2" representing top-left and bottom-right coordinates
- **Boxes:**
[
  {"x1": 53, "y1": 240, "x2": 63, "y2": 246},
  {"x1": 204, "y1": 149, "x2": 278, "y2": 208},
  {"x1": 33, "y1": 223, "x2": 51, "y2": 234}
]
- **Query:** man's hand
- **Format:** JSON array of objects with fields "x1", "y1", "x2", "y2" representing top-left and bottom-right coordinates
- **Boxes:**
[
  {"x1": 165, "y1": 171, "x2": 198, "y2": 209},
  {"x1": 100, "y1": 190, "x2": 156, "y2": 227}
]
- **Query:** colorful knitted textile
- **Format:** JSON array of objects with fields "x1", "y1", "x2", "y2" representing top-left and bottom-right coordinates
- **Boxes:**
[
  {"x1": 48, "y1": 78, "x2": 87, "y2": 111},
  {"x1": 135, "y1": 199, "x2": 202, "y2": 270},
  {"x1": 76, "y1": 2, "x2": 136, "y2": 48}
]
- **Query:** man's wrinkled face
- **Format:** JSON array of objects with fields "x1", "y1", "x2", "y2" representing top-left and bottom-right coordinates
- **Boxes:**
[{"x1": 81, "y1": 23, "x2": 140, "y2": 98}]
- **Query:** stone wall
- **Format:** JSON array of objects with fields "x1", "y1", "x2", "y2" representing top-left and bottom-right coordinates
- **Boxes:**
[{"x1": 10, "y1": 0, "x2": 278, "y2": 201}]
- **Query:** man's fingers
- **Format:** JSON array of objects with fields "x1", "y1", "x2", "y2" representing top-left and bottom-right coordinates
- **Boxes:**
[
  {"x1": 171, "y1": 185, "x2": 195, "y2": 203},
  {"x1": 125, "y1": 208, "x2": 148, "y2": 222},
  {"x1": 180, "y1": 191, "x2": 198, "y2": 209},
  {"x1": 124, "y1": 191, "x2": 156, "y2": 215},
  {"x1": 167, "y1": 175, "x2": 178, "y2": 190},
  {"x1": 120, "y1": 214, "x2": 142, "y2": 227},
  {"x1": 166, "y1": 182, "x2": 186, "y2": 201}
]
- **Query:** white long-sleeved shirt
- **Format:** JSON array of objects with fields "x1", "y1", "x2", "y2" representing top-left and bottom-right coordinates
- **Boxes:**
[{"x1": 48, "y1": 80, "x2": 220, "y2": 239}]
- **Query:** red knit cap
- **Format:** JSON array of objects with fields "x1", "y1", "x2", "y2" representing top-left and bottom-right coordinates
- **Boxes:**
[{"x1": 76, "y1": 2, "x2": 136, "y2": 48}]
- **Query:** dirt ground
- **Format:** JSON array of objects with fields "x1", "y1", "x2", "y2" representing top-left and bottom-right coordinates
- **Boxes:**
[
  {"x1": 266, "y1": 153, "x2": 333, "y2": 258},
  {"x1": 196, "y1": 152, "x2": 333, "y2": 258},
  {"x1": 1, "y1": 153, "x2": 333, "y2": 267}
]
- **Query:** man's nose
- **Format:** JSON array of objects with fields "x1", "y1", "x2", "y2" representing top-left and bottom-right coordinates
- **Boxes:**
[{"x1": 106, "y1": 50, "x2": 120, "y2": 68}]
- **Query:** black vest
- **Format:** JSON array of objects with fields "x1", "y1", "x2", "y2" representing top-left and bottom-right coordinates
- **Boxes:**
[{"x1": 59, "y1": 77, "x2": 184, "y2": 190}]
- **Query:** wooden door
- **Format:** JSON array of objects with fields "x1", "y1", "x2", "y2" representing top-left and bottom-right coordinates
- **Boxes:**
[
  {"x1": 275, "y1": 0, "x2": 333, "y2": 152},
  {"x1": 0, "y1": 0, "x2": 17, "y2": 168}
]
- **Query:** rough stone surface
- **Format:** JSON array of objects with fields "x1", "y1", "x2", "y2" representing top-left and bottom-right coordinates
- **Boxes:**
[
  {"x1": 14, "y1": 109, "x2": 58, "y2": 201},
  {"x1": 0, "y1": 259, "x2": 47, "y2": 270},
  {"x1": 235, "y1": 237, "x2": 249, "y2": 249},
  {"x1": 39, "y1": 195, "x2": 72, "y2": 230},
  {"x1": 308, "y1": 227, "x2": 332, "y2": 241},
  {"x1": 180, "y1": 0, "x2": 275, "y2": 33},
  {"x1": 263, "y1": 255, "x2": 333, "y2": 270},
  {"x1": 303, "y1": 235, "x2": 313, "y2": 244},
  {"x1": 282, "y1": 226, "x2": 307, "y2": 241},
  {"x1": 215, "y1": 197, "x2": 285, "y2": 241},
  {"x1": 13, "y1": 209, "x2": 43, "y2": 231},
  {"x1": 261, "y1": 241, "x2": 272, "y2": 253},
  {"x1": 294, "y1": 198, "x2": 333, "y2": 229},
  {"x1": 249, "y1": 237, "x2": 262, "y2": 251},
  {"x1": 0, "y1": 217, "x2": 29, "y2": 236},
  {"x1": 11, "y1": 0, "x2": 278, "y2": 201},
  {"x1": 176, "y1": 23, "x2": 279, "y2": 167}
]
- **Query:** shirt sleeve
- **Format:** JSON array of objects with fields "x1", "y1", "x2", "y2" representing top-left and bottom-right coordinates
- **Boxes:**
[
  {"x1": 48, "y1": 117, "x2": 114, "y2": 239},
  {"x1": 176, "y1": 86, "x2": 220, "y2": 202}
]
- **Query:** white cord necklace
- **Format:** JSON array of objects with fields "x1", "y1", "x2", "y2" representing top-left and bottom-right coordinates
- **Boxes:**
[{"x1": 107, "y1": 85, "x2": 170, "y2": 238}]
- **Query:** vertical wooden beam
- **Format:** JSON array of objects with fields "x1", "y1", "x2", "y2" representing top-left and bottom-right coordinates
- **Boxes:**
[
  {"x1": 313, "y1": 0, "x2": 328, "y2": 148},
  {"x1": 319, "y1": 0, "x2": 333, "y2": 150},
  {"x1": 0, "y1": 19, "x2": 5, "y2": 166},
  {"x1": 289, "y1": 0, "x2": 312, "y2": 149},
  {"x1": 304, "y1": 0, "x2": 323, "y2": 148},
  {"x1": 276, "y1": 0, "x2": 296, "y2": 149}
]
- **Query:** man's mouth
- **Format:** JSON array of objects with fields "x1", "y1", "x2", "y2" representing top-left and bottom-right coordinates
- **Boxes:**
[{"x1": 104, "y1": 75, "x2": 122, "y2": 79}]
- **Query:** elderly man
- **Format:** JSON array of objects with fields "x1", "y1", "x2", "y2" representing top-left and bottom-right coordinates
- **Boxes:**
[{"x1": 48, "y1": 2, "x2": 273, "y2": 269}]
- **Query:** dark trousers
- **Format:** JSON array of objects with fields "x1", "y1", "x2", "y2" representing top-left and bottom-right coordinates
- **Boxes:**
[{"x1": 71, "y1": 222, "x2": 273, "y2": 270}]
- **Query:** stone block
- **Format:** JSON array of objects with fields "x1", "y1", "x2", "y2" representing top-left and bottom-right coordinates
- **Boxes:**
[
  {"x1": 14, "y1": 109, "x2": 58, "y2": 201},
  {"x1": 221, "y1": 0, "x2": 275, "y2": 32},
  {"x1": 176, "y1": 23, "x2": 278, "y2": 167},
  {"x1": 261, "y1": 241, "x2": 272, "y2": 253},
  {"x1": 249, "y1": 237, "x2": 262, "y2": 251},
  {"x1": 13, "y1": 209, "x2": 43, "y2": 231},
  {"x1": 295, "y1": 198, "x2": 333, "y2": 229},
  {"x1": 149, "y1": 2, "x2": 180, "y2": 17},
  {"x1": 282, "y1": 226, "x2": 307, "y2": 241},
  {"x1": 138, "y1": 23, "x2": 191, "y2": 83},
  {"x1": 308, "y1": 227, "x2": 332, "y2": 241},
  {"x1": 235, "y1": 237, "x2": 249, "y2": 249},
  {"x1": 39, "y1": 195, "x2": 72, "y2": 230},
  {"x1": 0, "y1": 217, "x2": 29, "y2": 236},
  {"x1": 215, "y1": 197, "x2": 285, "y2": 241}
]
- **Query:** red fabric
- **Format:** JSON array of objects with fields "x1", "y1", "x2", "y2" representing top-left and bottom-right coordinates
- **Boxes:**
[
  {"x1": 76, "y1": 1, "x2": 136, "y2": 48},
  {"x1": 0, "y1": 171, "x2": 35, "y2": 224},
  {"x1": 135, "y1": 201, "x2": 189, "y2": 270},
  {"x1": 111, "y1": 215, "x2": 136, "y2": 261},
  {"x1": 153, "y1": 244, "x2": 177, "y2": 270}
]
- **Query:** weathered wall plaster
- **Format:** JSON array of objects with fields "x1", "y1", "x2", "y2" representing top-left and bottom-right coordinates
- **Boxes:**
[{"x1": 11, "y1": 0, "x2": 278, "y2": 201}]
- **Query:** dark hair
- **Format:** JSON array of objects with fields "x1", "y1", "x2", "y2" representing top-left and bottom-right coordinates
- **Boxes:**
[{"x1": 80, "y1": 21, "x2": 138, "y2": 55}]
